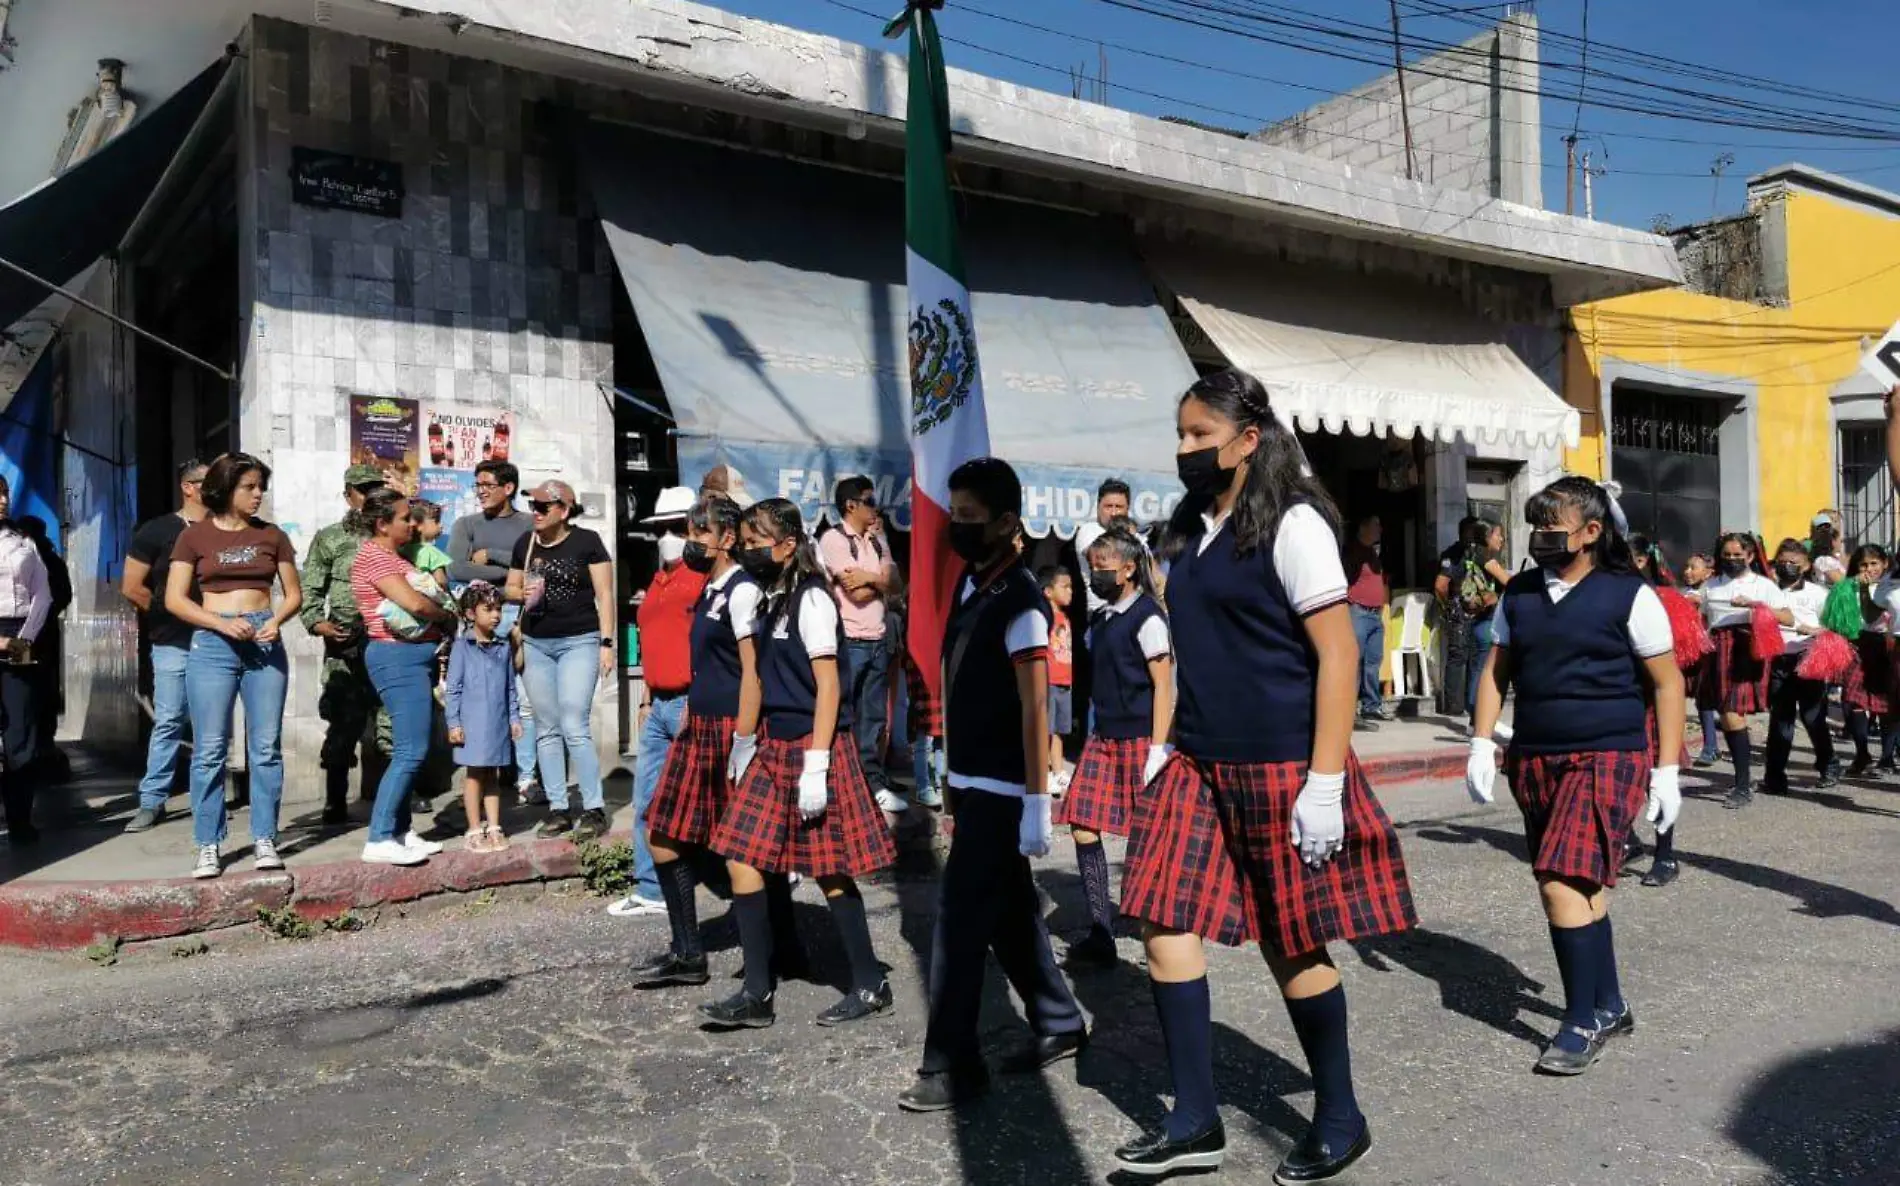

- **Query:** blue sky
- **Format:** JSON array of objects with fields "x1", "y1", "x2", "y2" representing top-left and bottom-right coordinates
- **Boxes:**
[{"x1": 706, "y1": 0, "x2": 1900, "y2": 231}]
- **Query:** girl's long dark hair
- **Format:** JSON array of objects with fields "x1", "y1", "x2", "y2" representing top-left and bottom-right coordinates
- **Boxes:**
[
  {"x1": 1160, "y1": 368, "x2": 1339, "y2": 561},
  {"x1": 1087, "y1": 526, "x2": 1163, "y2": 614},
  {"x1": 1626, "y1": 533, "x2": 1676, "y2": 587},
  {"x1": 1524, "y1": 477, "x2": 1635, "y2": 574},
  {"x1": 743, "y1": 498, "x2": 823, "y2": 612},
  {"x1": 354, "y1": 487, "x2": 409, "y2": 537},
  {"x1": 688, "y1": 494, "x2": 742, "y2": 550}
]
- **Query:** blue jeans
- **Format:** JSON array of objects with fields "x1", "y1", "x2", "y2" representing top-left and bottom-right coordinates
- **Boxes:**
[
  {"x1": 845, "y1": 637, "x2": 891, "y2": 790},
  {"x1": 1467, "y1": 615, "x2": 1496, "y2": 719},
  {"x1": 632, "y1": 693, "x2": 686, "y2": 899},
  {"x1": 186, "y1": 615, "x2": 287, "y2": 847},
  {"x1": 138, "y1": 644, "x2": 190, "y2": 811},
  {"x1": 499, "y1": 604, "x2": 539, "y2": 780},
  {"x1": 522, "y1": 632, "x2": 604, "y2": 811},
  {"x1": 1349, "y1": 604, "x2": 1385, "y2": 714},
  {"x1": 364, "y1": 641, "x2": 434, "y2": 842}
]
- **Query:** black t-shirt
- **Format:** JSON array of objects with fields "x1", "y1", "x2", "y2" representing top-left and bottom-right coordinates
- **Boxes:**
[
  {"x1": 129, "y1": 514, "x2": 194, "y2": 647},
  {"x1": 512, "y1": 527, "x2": 612, "y2": 639}
]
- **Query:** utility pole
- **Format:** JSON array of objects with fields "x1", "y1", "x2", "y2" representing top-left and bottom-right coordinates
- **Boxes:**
[
  {"x1": 1710, "y1": 152, "x2": 1736, "y2": 217},
  {"x1": 1388, "y1": 0, "x2": 1417, "y2": 181},
  {"x1": 1563, "y1": 133, "x2": 1577, "y2": 216},
  {"x1": 1582, "y1": 150, "x2": 1594, "y2": 219}
]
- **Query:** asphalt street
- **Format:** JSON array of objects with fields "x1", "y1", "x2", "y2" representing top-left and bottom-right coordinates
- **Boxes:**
[{"x1": 0, "y1": 771, "x2": 1894, "y2": 1186}]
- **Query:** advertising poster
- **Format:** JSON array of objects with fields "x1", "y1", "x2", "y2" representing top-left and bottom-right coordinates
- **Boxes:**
[
  {"x1": 423, "y1": 405, "x2": 512, "y2": 471},
  {"x1": 348, "y1": 394, "x2": 420, "y2": 494},
  {"x1": 418, "y1": 466, "x2": 480, "y2": 530}
]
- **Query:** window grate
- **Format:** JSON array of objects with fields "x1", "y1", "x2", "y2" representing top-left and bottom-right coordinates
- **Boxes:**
[{"x1": 1838, "y1": 425, "x2": 1894, "y2": 550}]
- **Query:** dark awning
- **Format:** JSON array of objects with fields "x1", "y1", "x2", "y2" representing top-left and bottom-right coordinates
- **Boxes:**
[{"x1": 0, "y1": 58, "x2": 229, "y2": 332}]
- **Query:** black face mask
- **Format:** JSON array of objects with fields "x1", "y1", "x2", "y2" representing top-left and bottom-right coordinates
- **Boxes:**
[
  {"x1": 1528, "y1": 529, "x2": 1575, "y2": 571},
  {"x1": 948, "y1": 521, "x2": 995, "y2": 565},
  {"x1": 1176, "y1": 443, "x2": 1236, "y2": 498},
  {"x1": 1721, "y1": 558, "x2": 1749, "y2": 578},
  {"x1": 1088, "y1": 569, "x2": 1124, "y2": 604},
  {"x1": 681, "y1": 540, "x2": 716, "y2": 574},
  {"x1": 739, "y1": 546, "x2": 781, "y2": 582},
  {"x1": 1775, "y1": 561, "x2": 1803, "y2": 585}
]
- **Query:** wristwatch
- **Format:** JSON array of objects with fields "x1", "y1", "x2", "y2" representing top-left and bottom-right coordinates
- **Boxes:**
[{"x1": 600, "y1": 637, "x2": 614, "y2": 648}]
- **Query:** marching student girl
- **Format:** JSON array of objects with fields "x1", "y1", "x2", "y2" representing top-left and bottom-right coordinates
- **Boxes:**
[
  {"x1": 1467, "y1": 477, "x2": 1684, "y2": 1076},
  {"x1": 1114, "y1": 369, "x2": 1416, "y2": 1182},
  {"x1": 1700, "y1": 533, "x2": 1792, "y2": 808},
  {"x1": 1842, "y1": 544, "x2": 1894, "y2": 778},
  {"x1": 1677, "y1": 552, "x2": 1724, "y2": 767},
  {"x1": 1622, "y1": 533, "x2": 1693, "y2": 888},
  {"x1": 703, "y1": 498, "x2": 895, "y2": 1029},
  {"x1": 1057, "y1": 525, "x2": 1174, "y2": 969},
  {"x1": 1760, "y1": 539, "x2": 1839, "y2": 796}
]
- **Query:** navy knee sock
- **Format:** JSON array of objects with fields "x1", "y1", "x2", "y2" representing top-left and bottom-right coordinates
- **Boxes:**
[
  {"x1": 765, "y1": 873, "x2": 804, "y2": 967},
  {"x1": 1151, "y1": 977, "x2": 1219, "y2": 1140},
  {"x1": 657, "y1": 858, "x2": 702, "y2": 958},
  {"x1": 1593, "y1": 916, "x2": 1625, "y2": 1017},
  {"x1": 1725, "y1": 729, "x2": 1752, "y2": 790},
  {"x1": 1076, "y1": 840, "x2": 1115, "y2": 940},
  {"x1": 732, "y1": 890, "x2": 775, "y2": 1001},
  {"x1": 1652, "y1": 822, "x2": 1675, "y2": 862},
  {"x1": 1548, "y1": 924, "x2": 1599, "y2": 1053},
  {"x1": 1284, "y1": 985, "x2": 1365, "y2": 1152},
  {"x1": 1848, "y1": 712, "x2": 1872, "y2": 763},
  {"x1": 824, "y1": 889, "x2": 884, "y2": 994}
]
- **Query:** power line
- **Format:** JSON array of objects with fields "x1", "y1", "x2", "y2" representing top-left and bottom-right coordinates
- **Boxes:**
[{"x1": 1569, "y1": 0, "x2": 1588, "y2": 138}]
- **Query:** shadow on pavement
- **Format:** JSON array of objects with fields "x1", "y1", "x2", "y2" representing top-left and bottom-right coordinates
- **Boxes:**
[
  {"x1": 1726, "y1": 1028, "x2": 1900, "y2": 1185},
  {"x1": 1347, "y1": 927, "x2": 1560, "y2": 1049}
]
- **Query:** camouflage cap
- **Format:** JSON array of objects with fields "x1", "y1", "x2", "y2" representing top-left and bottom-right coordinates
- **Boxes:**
[{"x1": 344, "y1": 464, "x2": 385, "y2": 489}]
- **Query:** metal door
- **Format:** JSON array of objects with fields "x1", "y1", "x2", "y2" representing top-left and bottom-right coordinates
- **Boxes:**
[{"x1": 1610, "y1": 387, "x2": 1723, "y2": 570}]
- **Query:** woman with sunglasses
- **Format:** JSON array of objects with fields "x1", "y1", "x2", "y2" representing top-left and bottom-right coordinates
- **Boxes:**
[{"x1": 508, "y1": 479, "x2": 616, "y2": 841}]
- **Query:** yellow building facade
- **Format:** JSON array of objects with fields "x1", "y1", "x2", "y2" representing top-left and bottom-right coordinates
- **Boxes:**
[{"x1": 1566, "y1": 165, "x2": 1900, "y2": 563}]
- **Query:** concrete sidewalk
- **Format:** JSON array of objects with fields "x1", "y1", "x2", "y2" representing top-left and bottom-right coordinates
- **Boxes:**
[{"x1": 0, "y1": 715, "x2": 1480, "y2": 949}]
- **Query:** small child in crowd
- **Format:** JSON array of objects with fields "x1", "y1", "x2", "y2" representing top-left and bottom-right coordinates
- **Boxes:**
[
  {"x1": 406, "y1": 500, "x2": 454, "y2": 585},
  {"x1": 445, "y1": 582, "x2": 521, "y2": 852},
  {"x1": 1040, "y1": 566, "x2": 1076, "y2": 794}
]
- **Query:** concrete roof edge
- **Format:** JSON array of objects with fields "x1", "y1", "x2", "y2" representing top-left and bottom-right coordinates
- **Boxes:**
[
  {"x1": 1748, "y1": 162, "x2": 1900, "y2": 219},
  {"x1": 339, "y1": 0, "x2": 1682, "y2": 300}
]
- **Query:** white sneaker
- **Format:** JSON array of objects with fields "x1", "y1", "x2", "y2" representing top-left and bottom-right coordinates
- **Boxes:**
[
  {"x1": 192, "y1": 844, "x2": 221, "y2": 879},
  {"x1": 402, "y1": 831, "x2": 445, "y2": 856},
  {"x1": 362, "y1": 839, "x2": 426, "y2": 866},
  {"x1": 253, "y1": 837, "x2": 285, "y2": 871},
  {"x1": 606, "y1": 892, "x2": 667, "y2": 917},
  {"x1": 874, "y1": 788, "x2": 909, "y2": 815}
]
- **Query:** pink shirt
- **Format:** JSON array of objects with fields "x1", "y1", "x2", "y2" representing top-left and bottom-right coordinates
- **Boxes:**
[{"x1": 818, "y1": 523, "x2": 893, "y2": 642}]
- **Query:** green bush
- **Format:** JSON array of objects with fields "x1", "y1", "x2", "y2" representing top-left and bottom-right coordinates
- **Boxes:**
[{"x1": 575, "y1": 838, "x2": 633, "y2": 898}]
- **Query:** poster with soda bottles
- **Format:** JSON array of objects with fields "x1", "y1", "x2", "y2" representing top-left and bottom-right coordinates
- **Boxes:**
[{"x1": 418, "y1": 406, "x2": 514, "y2": 537}]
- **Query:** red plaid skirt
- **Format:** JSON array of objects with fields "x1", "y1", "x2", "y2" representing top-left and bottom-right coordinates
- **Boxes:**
[
  {"x1": 1056, "y1": 736, "x2": 1147, "y2": 835},
  {"x1": 647, "y1": 712, "x2": 736, "y2": 847},
  {"x1": 1504, "y1": 747, "x2": 1649, "y2": 889},
  {"x1": 1842, "y1": 634, "x2": 1894, "y2": 716},
  {"x1": 1120, "y1": 753, "x2": 1416, "y2": 956},
  {"x1": 1697, "y1": 627, "x2": 1769, "y2": 715},
  {"x1": 709, "y1": 730, "x2": 896, "y2": 878}
]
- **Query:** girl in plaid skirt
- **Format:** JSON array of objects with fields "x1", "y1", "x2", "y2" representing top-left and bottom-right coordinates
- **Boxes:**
[
  {"x1": 1115, "y1": 370, "x2": 1416, "y2": 1183},
  {"x1": 1841, "y1": 545, "x2": 1894, "y2": 777},
  {"x1": 633, "y1": 494, "x2": 769, "y2": 990},
  {"x1": 703, "y1": 498, "x2": 896, "y2": 1031},
  {"x1": 1467, "y1": 477, "x2": 1685, "y2": 1078},
  {"x1": 1059, "y1": 526, "x2": 1173, "y2": 969},
  {"x1": 1700, "y1": 533, "x2": 1792, "y2": 807}
]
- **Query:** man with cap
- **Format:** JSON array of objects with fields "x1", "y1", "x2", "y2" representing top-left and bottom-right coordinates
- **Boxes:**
[
  {"x1": 611, "y1": 486, "x2": 704, "y2": 915},
  {"x1": 447, "y1": 459, "x2": 542, "y2": 799},
  {"x1": 300, "y1": 464, "x2": 387, "y2": 825}
]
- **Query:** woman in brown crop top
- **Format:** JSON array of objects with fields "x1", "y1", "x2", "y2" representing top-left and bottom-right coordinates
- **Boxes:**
[{"x1": 164, "y1": 453, "x2": 304, "y2": 881}]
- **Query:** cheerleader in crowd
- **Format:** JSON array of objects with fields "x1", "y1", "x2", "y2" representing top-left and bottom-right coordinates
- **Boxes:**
[
  {"x1": 702, "y1": 499, "x2": 896, "y2": 1029},
  {"x1": 1700, "y1": 533, "x2": 1791, "y2": 809},
  {"x1": 1621, "y1": 534, "x2": 1690, "y2": 888},
  {"x1": 1114, "y1": 369, "x2": 1415, "y2": 1182},
  {"x1": 1057, "y1": 525, "x2": 1174, "y2": 969},
  {"x1": 1467, "y1": 477, "x2": 1683, "y2": 1075},
  {"x1": 1842, "y1": 544, "x2": 1895, "y2": 778},
  {"x1": 1677, "y1": 552, "x2": 1724, "y2": 767},
  {"x1": 1760, "y1": 539, "x2": 1839, "y2": 796}
]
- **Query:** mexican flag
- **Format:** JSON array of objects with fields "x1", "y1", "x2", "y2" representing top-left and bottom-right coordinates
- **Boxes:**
[{"x1": 887, "y1": 1, "x2": 988, "y2": 724}]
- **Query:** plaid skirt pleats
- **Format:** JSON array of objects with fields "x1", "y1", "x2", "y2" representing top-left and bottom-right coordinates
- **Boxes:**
[
  {"x1": 1119, "y1": 752, "x2": 1416, "y2": 956},
  {"x1": 1842, "y1": 633, "x2": 1894, "y2": 716},
  {"x1": 646, "y1": 712, "x2": 736, "y2": 847},
  {"x1": 1503, "y1": 747, "x2": 1650, "y2": 889},
  {"x1": 709, "y1": 729, "x2": 897, "y2": 878},
  {"x1": 1696, "y1": 627, "x2": 1769, "y2": 715},
  {"x1": 1055, "y1": 736, "x2": 1147, "y2": 835}
]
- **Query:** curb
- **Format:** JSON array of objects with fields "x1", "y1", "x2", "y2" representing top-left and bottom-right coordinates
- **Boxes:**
[{"x1": 0, "y1": 747, "x2": 1466, "y2": 951}]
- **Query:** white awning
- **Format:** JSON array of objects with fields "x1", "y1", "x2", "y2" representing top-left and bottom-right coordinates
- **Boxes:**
[{"x1": 1152, "y1": 247, "x2": 1580, "y2": 450}]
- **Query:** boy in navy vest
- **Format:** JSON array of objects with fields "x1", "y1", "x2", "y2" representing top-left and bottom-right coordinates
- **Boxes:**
[{"x1": 898, "y1": 458, "x2": 1088, "y2": 1113}]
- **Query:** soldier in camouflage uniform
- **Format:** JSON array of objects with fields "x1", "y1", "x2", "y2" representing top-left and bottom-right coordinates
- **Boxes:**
[{"x1": 301, "y1": 465, "x2": 385, "y2": 825}]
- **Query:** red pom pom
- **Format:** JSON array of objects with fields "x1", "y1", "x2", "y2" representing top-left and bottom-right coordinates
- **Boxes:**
[
  {"x1": 1749, "y1": 604, "x2": 1787, "y2": 661},
  {"x1": 1796, "y1": 631, "x2": 1855, "y2": 683},
  {"x1": 1659, "y1": 587, "x2": 1713, "y2": 669}
]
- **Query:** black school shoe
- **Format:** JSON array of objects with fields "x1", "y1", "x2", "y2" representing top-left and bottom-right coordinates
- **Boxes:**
[
  {"x1": 1620, "y1": 835, "x2": 1647, "y2": 870},
  {"x1": 1114, "y1": 1120, "x2": 1227, "y2": 1177},
  {"x1": 816, "y1": 980, "x2": 894, "y2": 1027},
  {"x1": 1817, "y1": 760, "x2": 1843, "y2": 788},
  {"x1": 1274, "y1": 1120, "x2": 1371, "y2": 1185},
  {"x1": 898, "y1": 1064, "x2": 992, "y2": 1112},
  {"x1": 1723, "y1": 783, "x2": 1754, "y2": 810},
  {"x1": 1595, "y1": 1004, "x2": 1637, "y2": 1043},
  {"x1": 1642, "y1": 858, "x2": 1681, "y2": 888},
  {"x1": 700, "y1": 989, "x2": 775, "y2": 1029},
  {"x1": 1534, "y1": 1024, "x2": 1610, "y2": 1075},
  {"x1": 631, "y1": 950, "x2": 710, "y2": 988},
  {"x1": 1000, "y1": 1028, "x2": 1089, "y2": 1073}
]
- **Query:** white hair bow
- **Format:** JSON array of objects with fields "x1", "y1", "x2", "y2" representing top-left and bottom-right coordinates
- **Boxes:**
[{"x1": 1598, "y1": 479, "x2": 1630, "y2": 535}]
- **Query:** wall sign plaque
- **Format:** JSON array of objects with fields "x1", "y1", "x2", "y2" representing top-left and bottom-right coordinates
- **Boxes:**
[{"x1": 291, "y1": 147, "x2": 404, "y2": 218}]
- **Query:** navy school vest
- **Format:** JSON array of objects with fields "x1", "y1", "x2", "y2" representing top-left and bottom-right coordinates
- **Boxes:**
[
  {"x1": 943, "y1": 561, "x2": 1051, "y2": 786},
  {"x1": 759, "y1": 578, "x2": 854, "y2": 738},
  {"x1": 687, "y1": 569, "x2": 758, "y2": 718},
  {"x1": 1501, "y1": 568, "x2": 1648, "y2": 754},
  {"x1": 1090, "y1": 595, "x2": 1165, "y2": 741}
]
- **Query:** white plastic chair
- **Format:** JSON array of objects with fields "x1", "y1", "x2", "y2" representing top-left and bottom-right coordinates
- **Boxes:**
[{"x1": 1389, "y1": 592, "x2": 1434, "y2": 700}]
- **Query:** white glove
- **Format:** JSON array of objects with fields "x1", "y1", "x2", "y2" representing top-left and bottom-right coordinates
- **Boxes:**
[
  {"x1": 1143, "y1": 744, "x2": 1172, "y2": 786},
  {"x1": 1289, "y1": 770, "x2": 1347, "y2": 868},
  {"x1": 797, "y1": 750, "x2": 830, "y2": 821},
  {"x1": 1646, "y1": 765, "x2": 1681, "y2": 833},
  {"x1": 727, "y1": 733, "x2": 758, "y2": 784},
  {"x1": 1019, "y1": 793, "x2": 1053, "y2": 858},
  {"x1": 1465, "y1": 737, "x2": 1499, "y2": 804}
]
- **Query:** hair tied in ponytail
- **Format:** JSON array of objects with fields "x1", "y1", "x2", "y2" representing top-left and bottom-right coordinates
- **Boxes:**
[{"x1": 1597, "y1": 479, "x2": 1631, "y2": 535}]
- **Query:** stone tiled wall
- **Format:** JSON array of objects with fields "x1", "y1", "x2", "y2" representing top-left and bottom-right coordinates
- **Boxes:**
[{"x1": 241, "y1": 17, "x2": 621, "y2": 790}]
